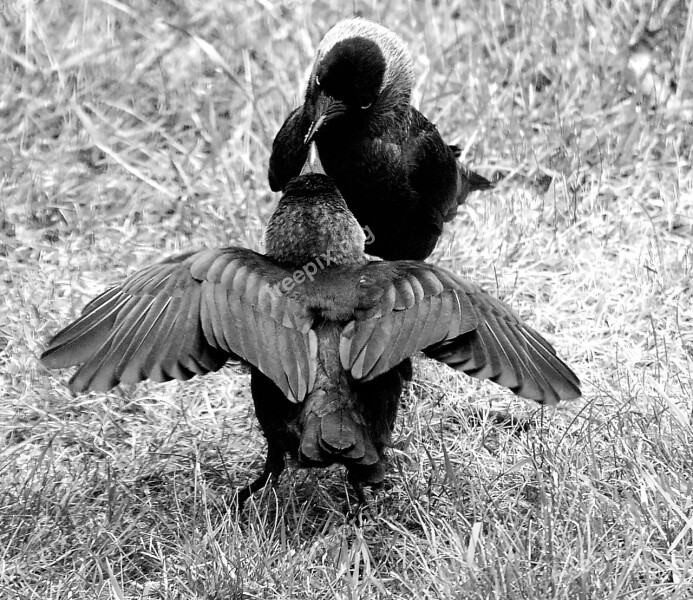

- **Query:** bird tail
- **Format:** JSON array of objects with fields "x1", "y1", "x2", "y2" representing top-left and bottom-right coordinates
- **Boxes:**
[
  {"x1": 458, "y1": 162, "x2": 494, "y2": 194},
  {"x1": 299, "y1": 389, "x2": 385, "y2": 483},
  {"x1": 447, "y1": 143, "x2": 494, "y2": 210}
]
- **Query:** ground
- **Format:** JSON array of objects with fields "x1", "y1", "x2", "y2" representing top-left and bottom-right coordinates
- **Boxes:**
[{"x1": 1, "y1": 0, "x2": 692, "y2": 598}]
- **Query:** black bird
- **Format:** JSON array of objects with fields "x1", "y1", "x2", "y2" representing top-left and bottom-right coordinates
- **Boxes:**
[
  {"x1": 40, "y1": 174, "x2": 580, "y2": 505},
  {"x1": 269, "y1": 17, "x2": 493, "y2": 261}
]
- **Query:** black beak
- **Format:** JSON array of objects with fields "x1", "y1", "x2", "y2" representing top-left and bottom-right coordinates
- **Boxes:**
[{"x1": 304, "y1": 94, "x2": 347, "y2": 145}]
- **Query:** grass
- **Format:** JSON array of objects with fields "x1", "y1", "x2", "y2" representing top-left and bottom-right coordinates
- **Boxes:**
[{"x1": 1, "y1": 0, "x2": 692, "y2": 597}]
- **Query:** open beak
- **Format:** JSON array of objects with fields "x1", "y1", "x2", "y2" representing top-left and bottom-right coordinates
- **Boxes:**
[
  {"x1": 300, "y1": 142, "x2": 327, "y2": 175},
  {"x1": 304, "y1": 94, "x2": 347, "y2": 145}
]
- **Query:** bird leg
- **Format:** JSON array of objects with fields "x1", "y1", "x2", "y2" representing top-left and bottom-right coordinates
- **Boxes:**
[
  {"x1": 235, "y1": 442, "x2": 285, "y2": 508},
  {"x1": 347, "y1": 472, "x2": 367, "y2": 505},
  {"x1": 343, "y1": 469, "x2": 369, "y2": 517}
]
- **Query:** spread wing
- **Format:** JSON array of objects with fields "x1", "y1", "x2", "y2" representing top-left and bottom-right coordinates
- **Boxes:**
[
  {"x1": 40, "y1": 248, "x2": 318, "y2": 402},
  {"x1": 340, "y1": 262, "x2": 581, "y2": 405}
]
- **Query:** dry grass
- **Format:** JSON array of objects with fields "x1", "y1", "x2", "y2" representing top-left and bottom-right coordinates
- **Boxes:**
[{"x1": 1, "y1": 0, "x2": 692, "y2": 598}]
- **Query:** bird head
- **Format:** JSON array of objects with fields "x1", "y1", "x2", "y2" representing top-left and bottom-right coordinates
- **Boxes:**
[
  {"x1": 304, "y1": 18, "x2": 414, "y2": 144},
  {"x1": 265, "y1": 174, "x2": 367, "y2": 267}
]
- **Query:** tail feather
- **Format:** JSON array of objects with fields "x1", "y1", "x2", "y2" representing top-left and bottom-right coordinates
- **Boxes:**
[
  {"x1": 299, "y1": 391, "x2": 379, "y2": 466},
  {"x1": 439, "y1": 147, "x2": 494, "y2": 221},
  {"x1": 448, "y1": 145, "x2": 494, "y2": 195},
  {"x1": 320, "y1": 409, "x2": 357, "y2": 452},
  {"x1": 459, "y1": 163, "x2": 494, "y2": 193}
]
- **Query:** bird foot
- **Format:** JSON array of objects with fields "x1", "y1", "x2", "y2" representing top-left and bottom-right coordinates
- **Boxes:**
[
  {"x1": 343, "y1": 471, "x2": 377, "y2": 518},
  {"x1": 233, "y1": 446, "x2": 285, "y2": 510}
]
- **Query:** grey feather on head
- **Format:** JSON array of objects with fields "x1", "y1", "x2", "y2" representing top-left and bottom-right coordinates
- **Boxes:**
[{"x1": 313, "y1": 18, "x2": 414, "y2": 102}]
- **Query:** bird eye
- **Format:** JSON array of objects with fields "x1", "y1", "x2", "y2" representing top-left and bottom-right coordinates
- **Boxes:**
[
  {"x1": 315, "y1": 75, "x2": 321, "y2": 87},
  {"x1": 360, "y1": 102, "x2": 372, "y2": 110}
]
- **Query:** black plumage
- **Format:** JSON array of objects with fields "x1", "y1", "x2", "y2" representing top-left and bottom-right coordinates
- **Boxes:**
[
  {"x1": 41, "y1": 174, "x2": 580, "y2": 505},
  {"x1": 269, "y1": 17, "x2": 493, "y2": 260}
]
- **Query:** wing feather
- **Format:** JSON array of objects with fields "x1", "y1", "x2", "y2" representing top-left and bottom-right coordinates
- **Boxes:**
[
  {"x1": 41, "y1": 248, "x2": 319, "y2": 402},
  {"x1": 341, "y1": 261, "x2": 580, "y2": 404}
]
